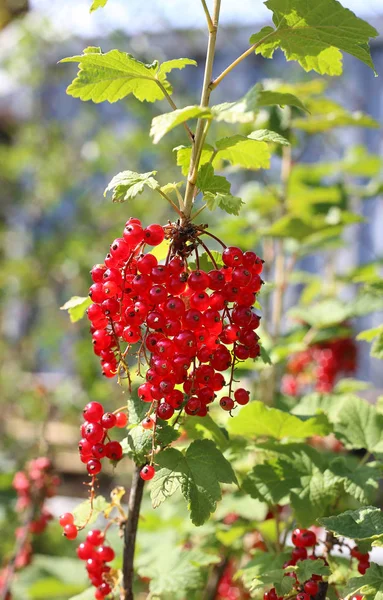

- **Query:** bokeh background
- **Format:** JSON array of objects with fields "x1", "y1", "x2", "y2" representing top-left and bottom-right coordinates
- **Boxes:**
[{"x1": 0, "y1": 1, "x2": 383, "y2": 598}]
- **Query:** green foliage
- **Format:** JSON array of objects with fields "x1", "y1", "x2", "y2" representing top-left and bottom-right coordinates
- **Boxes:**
[
  {"x1": 251, "y1": 0, "x2": 378, "y2": 75},
  {"x1": 227, "y1": 401, "x2": 331, "y2": 440},
  {"x1": 239, "y1": 552, "x2": 294, "y2": 595},
  {"x1": 287, "y1": 558, "x2": 330, "y2": 582},
  {"x1": 60, "y1": 296, "x2": 91, "y2": 323},
  {"x1": 151, "y1": 440, "x2": 237, "y2": 525},
  {"x1": 343, "y1": 563, "x2": 383, "y2": 598},
  {"x1": 104, "y1": 170, "x2": 159, "y2": 202},
  {"x1": 72, "y1": 495, "x2": 109, "y2": 527},
  {"x1": 319, "y1": 507, "x2": 383, "y2": 544},
  {"x1": 293, "y1": 98, "x2": 379, "y2": 132},
  {"x1": 151, "y1": 106, "x2": 212, "y2": 143},
  {"x1": 61, "y1": 49, "x2": 196, "y2": 103},
  {"x1": 213, "y1": 83, "x2": 308, "y2": 123}
]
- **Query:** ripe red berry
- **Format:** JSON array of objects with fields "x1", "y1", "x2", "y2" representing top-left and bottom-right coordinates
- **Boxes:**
[
  {"x1": 63, "y1": 523, "x2": 78, "y2": 540},
  {"x1": 157, "y1": 402, "x2": 174, "y2": 421},
  {"x1": 59, "y1": 512, "x2": 74, "y2": 527},
  {"x1": 101, "y1": 412, "x2": 117, "y2": 429},
  {"x1": 358, "y1": 560, "x2": 370, "y2": 574},
  {"x1": 291, "y1": 546, "x2": 307, "y2": 562},
  {"x1": 83, "y1": 402, "x2": 104, "y2": 423},
  {"x1": 234, "y1": 388, "x2": 250, "y2": 405},
  {"x1": 77, "y1": 542, "x2": 95, "y2": 560},
  {"x1": 143, "y1": 224, "x2": 165, "y2": 246},
  {"x1": 105, "y1": 441, "x2": 123, "y2": 461},
  {"x1": 140, "y1": 465, "x2": 155, "y2": 481},
  {"x1": 220, "y1": 396, "x2": 234, "y2": 411},
  {"x1": 296, "y1": 595, "x2": 310, "y2": 600},
  {"x1": 96, "y1": 545, "x2": 115, "y2": 562},
  {"x1": 115, "y1": 412, "x2": 128, "y2": 428},
  {"x1": 87, "y1": 529, "x2": 104, "y2": 546},
  {"x1": 304, "y1": 581, "x2": 319, "y2": 596},
  {"x1": 142, "y1": 416, "x2": 155, "y2": 429},
  {"x1": 292, "y1": 528, "x2": 317, "y2": 548},
  {"x1": 87, "y1": 459, "x2": 102, "y2": 475}
]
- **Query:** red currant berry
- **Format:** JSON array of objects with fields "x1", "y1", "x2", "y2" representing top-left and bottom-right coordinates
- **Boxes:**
[
  {"x1": 143, "y1": 224, "x2": 164, "y2": 246},
  {"x1": 157, "y1": 402, "x2": 174, "y2": 421},
  {"x1": 59, "y1": 512, "x2": 74, "y2": 527},
  {"x1": 304, "y1": 581, "x2": 319, "y2": 596},
  {"x1": 358, "y1": 560, "x2": 370, "y2": 575},
  {"x1": 292, "y1": 528, "x2": 317, "y2": 548},
  {"x1": 63, "y1": 524, "x2": 78, "y2": 540},
  {"x1": 96, "y1": 545, "x2": 115, "y2": 562},
  {"x1": 140, "y1": 465, "x2": 155, "y2": 481},
  {"x1": 220, "y1": 396, "x2": 234, "y2": 411},
  {"x1": 234, "y1": 388, "x2": 250, "y2": 405},
  {"x1": 115, "y1": 412, "x2": 128, "y2": 428},
  {"x1": 101, "y1": 412, "x2": 117, "y2": 429},
  {"x1": 77, "y1": 542, "x2": 95, "y2": 560},
  {"x1": 86, "y1": 529, "x2": 104, "y2": 546},
  {"x1": 83, "y1": 402, "x2": 104, "y2": 423},
  {"x1": 105, "y1": 441, "x2": 123, "y2": 461},
  {"x1": 142, "y1": 416, "x2": 155, "y2": 429},
  {"x1": 87, "y1": 459, "x2": 102, "y2": 475}
]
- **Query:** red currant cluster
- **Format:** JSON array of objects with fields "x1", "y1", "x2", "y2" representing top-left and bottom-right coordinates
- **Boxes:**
[
  {"x1": 282, "y1": 336, "x2": 357, "y2": 396},
  {"x1": 87, "y1": 218, "x2": 263, "y2": 424},
  {"x1": 264, "y1": 529, "x2": 322, "y2": 600},
  {"x1": 1, "y1": 458, "x2": 59, "y2": 598},
  {"x1": 78, "y1": 401, "x2": 127, "y2": 480},
  {"x1": 58, "y1": 517, "x2": 116, "y2": 599},
  {"x1": 351, "y1": 546, "x2": 370, "y2": 575}
]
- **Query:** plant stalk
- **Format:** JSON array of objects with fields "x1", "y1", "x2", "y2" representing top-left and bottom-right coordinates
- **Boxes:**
[
  {"x1": 122, "y1": 464, "x2": 145, "y2": 600},
  {"x1": 183, "y1": 0, "x2": 221, "y2": 221}
]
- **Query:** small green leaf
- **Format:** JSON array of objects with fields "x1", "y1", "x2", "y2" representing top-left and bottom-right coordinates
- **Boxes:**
[
  {"x1": 196, "y1": 163, "x2": 231, "y2": 194},
  {"x1": 357, "y1": 326, "x2": 383, "y2": 343},
  {"x1": 151, "y1": 440, "x2": 237, "y2": 525},
  {"x1": 90, "y1": 0, "x2": 107, "y2": 12},
  {"x1": 150, "y1": 106, "x2": 212, "y2": 144},
  {"x1": 372, "y1": 331, "x2": 383, "y2": 360},
  {"x1": 61, "y1": 49, "x2": 196, "y2": 104},
  {"x1": 319, "y1": 507, "x2": 383, "y2": 543},
  {"x1": 104, "y1": 170, "x2": 159, "y2": 202},
  {"x1": 73, "y1": 495, "x2": 109, "y2": 527},
  {"x1": 182, "y1": 415, "x2": 229, "y2": 451},
  {"x1": 228, "y1": 401, "x2": 331, "y2": 440},
  {"x1": 215, "y1": 135, "x2": 271, "y2": 170},
  {"x1": 60, "y1": 296, "x2": 91, "y2": 323},
  {"x1": 343, "y1": 563, "x2": 383, "y2": 599},
  {"x1": 287, "y1": 559, "x2": 330, "y2": 582},
  {"x1": 251, "y1": 0, "x2": 378, "y2": 75},
  {"x1": 204, "y1": 192, "x2": 244, "y2": 216},
  {"x1": 247, "y1": 129, "x2": 290, "y2": 145},
  {"x1": 239, "y1": 552, "x2": 294, "y2": 596}
]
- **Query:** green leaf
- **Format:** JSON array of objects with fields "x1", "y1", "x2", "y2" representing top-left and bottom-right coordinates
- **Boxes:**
[
  {"x1": 150, "y1": 440, "x2": 237, "y2": 525},
  {"x1": 227, "y1": 401, "x2": 331, "y2": 440},
  {"x1": 215, "y1": 135, "x2": 271, "y2": 170},
  {"x1": 104, "y1": 170, "x2": 159, "y2": 202},
  {"x1": 73, "y1": 495, "x2": 109, "y2": 527},
  {"x1": 247, "y1": 129, "x2": 290, "y2": 145},
  {"x1": 137, "y1": 541, "x2": 220, "y2": 599},
  {"x1": 204, "y1": 192, "x2": 244, "y2": 216},
  {"x1": 157, "y1": 58, "x2": 197, "y2": 77},
  {"x1": 150, "y1": 106, "x2": 212, "y2": 144},
  {"x1": 265, "y1": 215, "x2": 316, "y2": 240},
  {"x1": 182, "y1": 414, "x2": 229, "y2": 451},
  {"x1": 251, "y1": 0, "x2": 378, "y2": 75},
  {"x1": 174, "y1": 144, "x2": 215, "y2": 176},
  {"x1": 290, "y1": 469, "x2": 343, "y2": 527},
  {"x1": 319, "y1": 507, "x2": 383, "y2": 543},
  {"x1": 344, "y1": 563, "x2": 383, "y2": 599},
  {"x1": 333, "y1": 395, "x2": 383, "y2": 453},
  {"x1": 90, "y1": 0, "x2": 107, "y2": 12},
  {"x1": 372, "y1": 331, "x2": 383, "y2": 360},
  {"x1": 239, "y1": 552, "x2": 294, "y2": 596},
  {"x1": 28, "y1": 577, "x2": 83, "y2": 599},
  {"x1": 127, "y1": 395, "x2": 148, "y2": 425},
  {"x1": 60, "y1": 296, "x2": 91, "y2": 323},
  {"x1": 287, "y1": 558, "x2": 330, "y2": 582},
  {"x1": 196, "y1": 163, "x2": 231, "y2": 194},
  {"x1": 212, "y1": 83, "x2": 308, "y2": 124},
  {"x1": 329, "y1": 457, "x2": 379, "y2": 504},
  {"x1": 293, "y1": 98, "x2": 379, "y2": 132},
  {"x1": 60, "y1": 49, "x2": 196, "y2": 103},
  {"x1": 243, "y1": 460, "x2": 302, "y2": 504}
]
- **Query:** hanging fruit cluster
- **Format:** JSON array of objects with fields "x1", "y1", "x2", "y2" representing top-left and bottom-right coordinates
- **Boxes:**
[
  {"x1": 87, "y1": 218, "x2": 263, "y2": 422},
  {"x1": 281, "y1": 336, "x2": 357, "y2": 396},
  {"x1": 1, "y1": 458, "x2": 59, "y2": 596}
]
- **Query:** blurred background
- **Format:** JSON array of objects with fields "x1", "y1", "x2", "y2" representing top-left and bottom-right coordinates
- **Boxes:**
[{"x1": 0, "y1": 0, "x2": 382, "y2": 598}]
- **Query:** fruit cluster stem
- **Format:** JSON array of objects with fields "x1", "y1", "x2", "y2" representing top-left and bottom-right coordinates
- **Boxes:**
[
  {"x1": 183, "y1": 0, "x2": 221, "y2": 221},
  {"x1": 122, "y1": 464, "x2": 145, "y2": 600}
]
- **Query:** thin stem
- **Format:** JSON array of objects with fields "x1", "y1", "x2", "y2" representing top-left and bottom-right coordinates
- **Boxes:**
[
  {"x1": 183, "y1": 0, "x2": 221, "y2": 220},
  {"x1": 0, "y1": 506, "x2": 34, "y2": 600},
  {"x1": 200, "y1": 0, "x2": 214, "y2": 32},
  {"x1": 155, "y1": 80, "x2": 195, "y2": 143},
  {"x1": 157, "y1": 189, "x2": 184, "y2": 217},
  {"x1": 197, "y1": 227, "x2": 227, "y2": 248},
  {"x1": 210, "y1": 29, "x2": 276, "y2": 90},
  {"x1": 122, "y1": 465, "x2": 145, "y2": 600},
  {"x1": 191, "y1": 204, "x2": 207, "y2": 221},
  {"x1": 197, "y1": 238, "x2": 219, "y2": 268}
]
